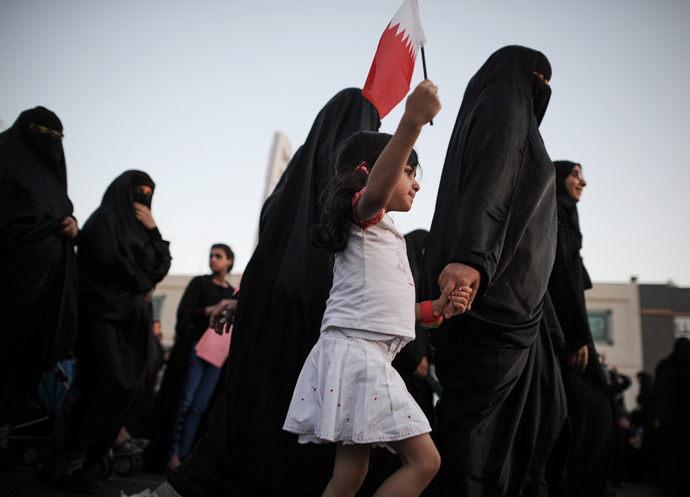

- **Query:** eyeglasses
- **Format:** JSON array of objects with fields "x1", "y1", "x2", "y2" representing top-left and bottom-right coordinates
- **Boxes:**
[{"x1": 28, "y1": 123, "x2": 64, "y2": 139}]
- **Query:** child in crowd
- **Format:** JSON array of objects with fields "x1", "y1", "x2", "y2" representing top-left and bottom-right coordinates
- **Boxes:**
[{"x1": 283, "y1": 80, "x2": 468, "y2": 497}]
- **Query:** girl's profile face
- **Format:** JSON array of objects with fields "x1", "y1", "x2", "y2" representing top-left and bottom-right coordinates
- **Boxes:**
[
  {"x1": 209, "y1": 248, "x2": 232, "y2": 274},
  {"x1": 386, "y1": 164, "x2": 420, "y2": 213}
]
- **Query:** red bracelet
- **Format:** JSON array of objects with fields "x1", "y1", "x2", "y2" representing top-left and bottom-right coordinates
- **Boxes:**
[
  {"x1": 420, "y1": 300, "x2": 434, "y2": 322},
  {"x1": 418, "y1": 301, "x2": 443, "y2": 329}
]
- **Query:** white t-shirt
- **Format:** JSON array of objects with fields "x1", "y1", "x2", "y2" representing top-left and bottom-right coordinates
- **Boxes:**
[{"x1": 321, "y1": 213, "x2": 416, "y2": 340}]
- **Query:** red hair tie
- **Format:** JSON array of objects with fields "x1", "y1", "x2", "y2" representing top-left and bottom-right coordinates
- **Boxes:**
[{"x1": 356, "y1": 161, "x2": 369, "y2": 175}]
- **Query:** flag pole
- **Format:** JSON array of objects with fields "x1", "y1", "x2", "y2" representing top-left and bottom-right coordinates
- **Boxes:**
[{"x1": 421, "y1": 46, "x2": 433, "y2": 126}]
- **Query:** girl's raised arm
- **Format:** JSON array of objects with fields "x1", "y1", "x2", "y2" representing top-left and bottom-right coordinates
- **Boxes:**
[{"x1": 355, "y1": 80, "x2": 440, "y2": 221}]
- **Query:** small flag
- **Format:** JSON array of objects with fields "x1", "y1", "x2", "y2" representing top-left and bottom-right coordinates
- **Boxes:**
[{"x1": 362, "y1": 0, "x2": 427, "y2": 119}]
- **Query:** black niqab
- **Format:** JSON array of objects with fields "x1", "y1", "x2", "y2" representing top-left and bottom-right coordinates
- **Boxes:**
[
  {"x1": 76, "y1": 170, "x2": 171, "y2": 387},
  {"x1": 421, "y1": 46, "x2": 565, "y2": 496},
  {"x1": 0, "y1": 107, "x2": 77, "y2": 425},
  {"x1": 168, "y1": 89, "x2": 380, "y2": 497}
]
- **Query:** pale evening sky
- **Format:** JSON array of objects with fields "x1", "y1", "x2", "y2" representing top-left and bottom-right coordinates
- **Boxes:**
[{"x1": 2, "y1": 0, "x2": 689, "y2": 286}]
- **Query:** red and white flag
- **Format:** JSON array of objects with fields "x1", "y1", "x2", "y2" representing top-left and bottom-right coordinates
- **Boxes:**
[{"x1": 362, "y1": 0, "x2": 427, "y2": 119}]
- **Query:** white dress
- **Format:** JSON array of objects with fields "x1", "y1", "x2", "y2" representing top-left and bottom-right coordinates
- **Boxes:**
[{"x1": 283, "y1": 212, "x2": 431, "y2": 452}]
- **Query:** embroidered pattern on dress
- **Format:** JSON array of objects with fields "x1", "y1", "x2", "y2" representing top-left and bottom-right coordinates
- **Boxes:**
[{"x1": 351, "y1": 187, "x2": 385, "y2": 230}]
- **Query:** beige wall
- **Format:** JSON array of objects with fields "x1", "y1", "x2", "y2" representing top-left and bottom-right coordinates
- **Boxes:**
[{"x1": 586, "y1": 282, "x2": 643, "y2": 409}]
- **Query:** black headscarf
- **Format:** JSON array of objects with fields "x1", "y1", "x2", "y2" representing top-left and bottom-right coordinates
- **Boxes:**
[
  {"x1": 554, "y1": 160, "x2": 583, "y2": 254},
  {"x1": 420, "y1": 46, "x2": 565, "y2": 497},
  {"x1": 75, "y1": 170, "x2": 171, "y2": 388},
  {"x1": 168, "y1": 89, "x2": 380, "y2": 497},
  {"x1": 0, "y1": 107, "x2": 77, "y2": 425},
  {"x1": 548, "y1": 160, "x2": 593, "y2": 353},
  {"x1": 423, "y1": 45, "x2": 556, "y2": 323}
]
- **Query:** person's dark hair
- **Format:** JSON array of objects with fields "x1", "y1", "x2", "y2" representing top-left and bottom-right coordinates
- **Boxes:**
[
  {"x1": 212, "y1": 243, "x2": 234, "y2": 272},
  {"x1": 311, "y1": 131, "x2": 419, "y2": 253}
]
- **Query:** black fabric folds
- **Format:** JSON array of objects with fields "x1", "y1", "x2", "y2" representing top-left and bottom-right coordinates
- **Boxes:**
[
  {"x1": 75, "y1": 170, "x2": 171, "y2": 389},
  {"x1": 144, "y1": 275, "x2": 234, "y2": 469},
  {"x1": 0, "y1": 107, "x2": 77, "y2": 425},
  {"x1": 546, "y1": 160, "x2": 613, "y2": 497},
  {"x1": 421, "y1": 46, "x2": 566, "y2": 497},
  {"x1": 168, "y1": 89, "x2": 380, "y2": 497},
  {"x1": 654, "y1": 337, "x2": 690, "y2": 496}
]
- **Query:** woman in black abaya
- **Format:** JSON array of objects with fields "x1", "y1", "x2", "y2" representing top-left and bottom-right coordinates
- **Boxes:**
[
  {"x1": 655, "y1": 337, "x2": 690, "y2": 496},
  {"x1": 159, "y1": 88, "x2": 379, "y2": 497},
  {"x1": 546, "y1": 160, "x2": 613, "y2": 497},
  {"x1": 0, "y1": 107, "x2": 78, "y2": 426},
  {"x1": 50, "y1": 170, "x2": 171, "y2": 486},
  {"x1": 421, "y1": 46, "x2": 566, "y2": 497}
]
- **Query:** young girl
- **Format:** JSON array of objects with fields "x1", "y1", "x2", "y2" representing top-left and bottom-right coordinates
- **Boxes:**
[{"x1": 283, "y1": 81, "x2": 469, "y2": 497}]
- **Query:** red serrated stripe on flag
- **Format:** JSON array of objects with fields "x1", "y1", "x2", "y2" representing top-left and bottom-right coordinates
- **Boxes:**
[{"x1": 362, "y1": 21, "x2": 417, "y2": 119}]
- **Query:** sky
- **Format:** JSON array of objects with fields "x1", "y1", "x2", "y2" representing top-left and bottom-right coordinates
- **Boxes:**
[{"x1": 2, "y1": 0, "x2": 689, "y2": 286}]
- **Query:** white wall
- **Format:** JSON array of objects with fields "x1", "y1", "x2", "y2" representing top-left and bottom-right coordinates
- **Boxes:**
[{"x1": 586, "y1": 282, "x2": 643, "y2": 410}]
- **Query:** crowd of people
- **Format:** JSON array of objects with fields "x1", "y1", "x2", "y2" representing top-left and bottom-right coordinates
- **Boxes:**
[{"x1": 1, "y1": 44, "x2": 689, "y2": 497}]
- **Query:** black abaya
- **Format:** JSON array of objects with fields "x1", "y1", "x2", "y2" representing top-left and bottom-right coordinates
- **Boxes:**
[
  {"x1": 53, "y1": 170, "x2": 171, "y2": 456},
  {"x1": 167, "y1": 89, "x2": 380, "y2": 497},
  {"x1": 0, "y1": 107, "x2": 77, "y2": 425},
  {"x1": 144, "y1": 275, "x2": 234, "y2": 469},
  {"x1": 421, "y1": 46, "x2": 566, "y2": 497},
  {"x1": 654, "y1": 337, "x2": 690, "y2": 496},
  {"x1": 546, "y1": 160, "x2": 613, "y2": 497}
]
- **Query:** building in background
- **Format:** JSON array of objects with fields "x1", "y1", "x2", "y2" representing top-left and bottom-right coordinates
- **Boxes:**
[
  {"x1": 638, "y1": 283, "x2": 690, "y2": 374},
  {"x1": 585, "y1": 280, "x2": 644, "y2": 409},
  {"x1": 153, "y1": 132, "x2": 292, "y2": 347}
]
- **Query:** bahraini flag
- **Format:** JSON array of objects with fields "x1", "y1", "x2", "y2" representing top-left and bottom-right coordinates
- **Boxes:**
[{"x1": 362, "y1": 0, "x2": 427, "y2": 119}]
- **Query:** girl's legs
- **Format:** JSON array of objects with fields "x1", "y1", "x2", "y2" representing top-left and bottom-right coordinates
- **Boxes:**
[
  {"x1": 373, "y1": 433, "x2": 440, "y2": 497},
  {"x1": 323, "y1": 442, "x2": 371, "y2": 497}
]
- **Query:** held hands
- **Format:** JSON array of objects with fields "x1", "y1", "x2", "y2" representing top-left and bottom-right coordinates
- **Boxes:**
[
  {"x1": 134, "y1": 203, "x2": 156, "y2": 229},
  {"x1": 568, "y1": 345, "x2": 589, "y2": 373},
  {"x1": 59, "y1": 216, "x2": 79, "y2": 238},
  {"x1": 210, "y1": 299, "x2": 237, "y2": 335},
  {"x1": 402, "y1": 80, "x2": 441, "y2": 130},
  {"x1": 438, "y1": 263, "x2": 481, "y2": 319}
]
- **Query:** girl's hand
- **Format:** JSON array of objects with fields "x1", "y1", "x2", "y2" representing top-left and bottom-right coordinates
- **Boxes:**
[
  {"x1": 401, "y1": 79, "x2": 441, "y2": 129},
  {"x1": 134, "y1": 203, "x2": 157, "y2": 229},
  {"x1": 447, "y1": 288, "x2": 471, "y2": 316},
  {"x1": 438, "y1": 263, "x2": 480, "y2": 318},
  {"x1": 433, "y1": 287, "x2": 471, "y2": 319}
]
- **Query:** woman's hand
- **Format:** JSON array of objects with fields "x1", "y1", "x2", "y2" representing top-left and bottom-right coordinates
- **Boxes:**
[
  {"x1": 144, "y1": 287, "x2": 155, "y2": 305},
  {"x1": 206, "y1": 299, "x2": 231, "y2": 316},
  {"x1": 210, "y1": 300, "x2": 237, "y2": 335},
  {"x1": 568, "y1": 345, "x2": 589, "y2": 373},
  {"x1": 134, "y1": 203, "x2": 156, "y2": 229},
  {"x1": 438, "y1": 263, "x2": 480, "y2": 318},
  {"x1": 59, "y1": 216, "x2": 78, "y2": 238},
  {"x1": 413, "y1": 356, "x2": 429, "y2": 379}
]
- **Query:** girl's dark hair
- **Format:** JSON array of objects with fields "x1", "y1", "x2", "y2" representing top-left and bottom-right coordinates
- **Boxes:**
[
  {"x1": 211, "y1": 243, "x2": 234, "y2": 272},
  {"x1": 311, "y1": 131, "x2": 419, "y2": 253}
]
